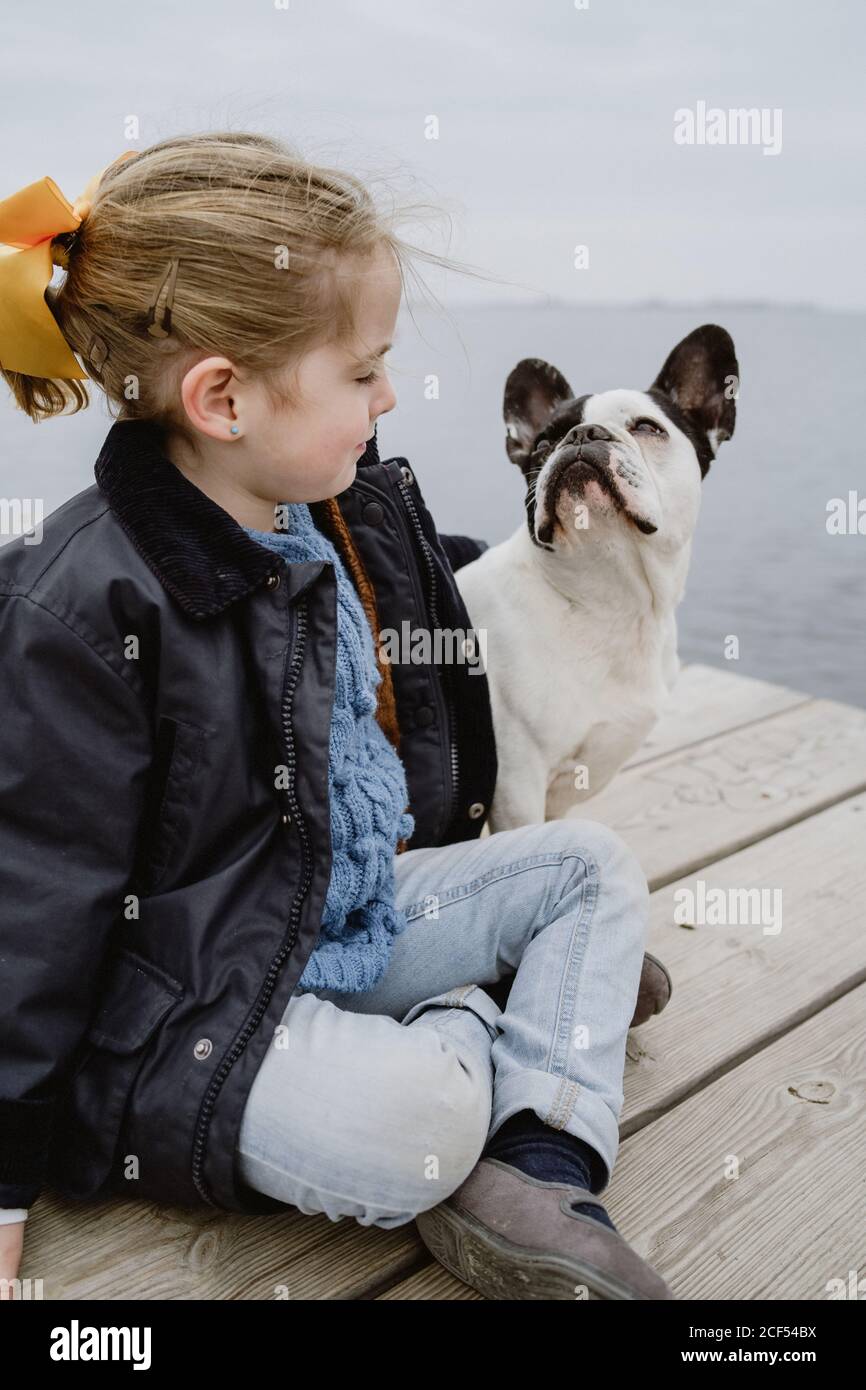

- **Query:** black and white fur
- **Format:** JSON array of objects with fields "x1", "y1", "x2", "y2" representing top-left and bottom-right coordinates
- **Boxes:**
[{"x1": 456, "y1": 324, "x2": 739, "y2": 831}]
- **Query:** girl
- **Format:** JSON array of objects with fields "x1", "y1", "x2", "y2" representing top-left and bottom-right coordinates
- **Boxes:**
[{"x1": 0, "y1": 132, "x2": 672, "y2": 1301}]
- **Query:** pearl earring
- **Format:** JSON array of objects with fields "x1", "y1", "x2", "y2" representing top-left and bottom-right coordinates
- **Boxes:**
[{"x1": 230, "y1": 425, "x2": 239, "y2": 435}]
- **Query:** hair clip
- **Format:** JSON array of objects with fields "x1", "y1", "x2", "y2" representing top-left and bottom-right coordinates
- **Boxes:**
[
  {"x1": 144, "y1": 257, "x2": 181, "y2": 338},
  {"x1": 86, "y1": 333, "x2": 110, "y2": 374},
  {"x1": 50, "y1": 229, "x2": 81, "y2": 270}
]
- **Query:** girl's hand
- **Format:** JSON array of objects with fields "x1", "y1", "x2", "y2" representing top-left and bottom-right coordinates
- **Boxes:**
[{"x1": 0, "y1": 1222, "x2": 25, "y2": 1298}]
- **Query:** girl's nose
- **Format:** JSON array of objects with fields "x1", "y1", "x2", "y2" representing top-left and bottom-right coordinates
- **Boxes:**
[{"x1": 375, "y1": 373, "x2": 397, "y2": 417}]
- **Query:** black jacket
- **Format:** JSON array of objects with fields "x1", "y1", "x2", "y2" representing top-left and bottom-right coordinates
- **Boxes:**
[{"x1": 0, "y1": 418, "x2": 496, "y2": 1214}]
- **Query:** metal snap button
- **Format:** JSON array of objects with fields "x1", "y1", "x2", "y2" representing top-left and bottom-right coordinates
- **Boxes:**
[
  {"x1": 468, "y1": 802, "x2": 486, "y2": 819},
  {"x1": 462, "y1": 636, "x2": 475, "y2": 659},
  {"x1": 362, "y1": 501, "x2": 384, "y2": 526},
  {"x1": 265, "y1": 572, "x2": 281, "y2": 589},
  {"x1": 400, "y1": 465, "x2": 415, "y2": 487},
  {"x1": 193, "y1": 1038, "x2": 213, "y2": 1060}
]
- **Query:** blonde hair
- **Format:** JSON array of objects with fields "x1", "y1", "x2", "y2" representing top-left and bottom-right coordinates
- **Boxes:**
[{"x1": 1, "y1": 130, "x2": 510, "y2": 451}]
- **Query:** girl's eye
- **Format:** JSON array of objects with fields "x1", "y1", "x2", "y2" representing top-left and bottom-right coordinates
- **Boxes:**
[
  {"x1": 356, "y1": 369, "x2": 379, "y2": 385},
  {"x1": 629, "y1": 417, "x2": 666, "y2": 436}
]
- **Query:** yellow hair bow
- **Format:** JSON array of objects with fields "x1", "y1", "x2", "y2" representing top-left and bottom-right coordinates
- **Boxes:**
[{"x1": 0, "y1": 151, "x2": 137, "y2": 380}]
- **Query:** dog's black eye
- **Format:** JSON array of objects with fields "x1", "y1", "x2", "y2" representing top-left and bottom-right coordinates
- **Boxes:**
[{"x1": 629, "y1": 417, "x2": 666, "y2": 437}]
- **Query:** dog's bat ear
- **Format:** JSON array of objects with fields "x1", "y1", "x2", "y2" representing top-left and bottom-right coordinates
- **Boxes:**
[
  {"x1": 649, "y1": 325, "x2": 739, "y2": 470},
  {"x1": 503, "y1": 358, "x2": 573, "y2": 469}
]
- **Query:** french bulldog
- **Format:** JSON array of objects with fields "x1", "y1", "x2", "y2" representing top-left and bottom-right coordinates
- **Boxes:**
[{"x1": 456, "y1": 323, "x2": 739, "y2": 833}]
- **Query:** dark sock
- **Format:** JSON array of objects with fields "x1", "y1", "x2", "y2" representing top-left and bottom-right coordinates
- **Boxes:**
[{"x1": 482, "y1": 1108, "x2": 618, "y2": 1232}]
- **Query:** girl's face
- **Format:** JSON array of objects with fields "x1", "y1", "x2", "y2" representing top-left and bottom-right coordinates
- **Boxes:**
[
  {"x1": 170, "y1": 242, "x2": 401, "y2": 531},
  {"x1": 249, "y1": 241, "x2": 402, "y2": 506}
]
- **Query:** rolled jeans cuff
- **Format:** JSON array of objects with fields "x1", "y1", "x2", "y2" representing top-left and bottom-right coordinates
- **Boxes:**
[
  {"x1": 487, "y1": 1068, "x2": 622, "y2": 1190},
  {"x1": 400, "y1": 982, "x2": 503, "y2": 1044}
]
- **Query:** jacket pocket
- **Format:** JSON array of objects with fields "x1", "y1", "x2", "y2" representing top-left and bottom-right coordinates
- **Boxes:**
[
  {"x1": 48, "y1": 948, "x2": 185, "y2": 1201},
  {"x1": 135, "y1": 715, "x2": 206, "y2": 894}
]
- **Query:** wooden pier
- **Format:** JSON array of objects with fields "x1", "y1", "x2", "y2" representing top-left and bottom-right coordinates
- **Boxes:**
[{"x1": 22, "y1": 663, "x2": 866, "y2": 1299}]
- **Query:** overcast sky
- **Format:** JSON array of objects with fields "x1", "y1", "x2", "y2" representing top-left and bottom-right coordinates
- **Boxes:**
[{"x1": 2, "y1": 0, "x2": 863, "y2": 310}]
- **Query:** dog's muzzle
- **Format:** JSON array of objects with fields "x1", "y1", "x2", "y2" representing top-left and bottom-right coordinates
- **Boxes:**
[
  {"x1": 536, "y1": 424, "x2": 618, "y2": 543},
  {"x1": 536, "y1": 422, "x2": 660, "y2": 542}
]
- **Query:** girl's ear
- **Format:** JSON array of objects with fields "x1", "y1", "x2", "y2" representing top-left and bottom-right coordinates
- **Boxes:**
[{"x1": 176, "y1": 356, "x2": 239, "y2": 441}]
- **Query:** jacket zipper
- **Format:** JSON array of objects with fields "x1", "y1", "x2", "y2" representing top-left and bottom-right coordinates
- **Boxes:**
[
  {"x1": 191, "y1": 590, "x2": 314, "y2": 1207},
  {"x1": 394, "y1": 470, "x2": 460, "y2": 832}
]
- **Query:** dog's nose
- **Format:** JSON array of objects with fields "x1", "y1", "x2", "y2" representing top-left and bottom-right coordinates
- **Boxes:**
[{"x1": 562, "y1": 423, "x2": 614, "y2": 447}]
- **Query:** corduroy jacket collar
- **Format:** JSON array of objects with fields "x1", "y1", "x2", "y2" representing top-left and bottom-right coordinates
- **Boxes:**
[{"x1": 94, "y1": 416, "x2": 382, "y2": 621}]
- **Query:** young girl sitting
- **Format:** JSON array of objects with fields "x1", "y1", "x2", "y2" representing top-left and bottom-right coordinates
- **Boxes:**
[{"x1": 0, "y1": 131, "x2": 673, "y2": 1301}]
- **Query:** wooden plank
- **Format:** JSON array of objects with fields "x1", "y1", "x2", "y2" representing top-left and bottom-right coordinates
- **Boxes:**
[
  {"x1": 21, "y1": 1192, "x2": 425, "y2": 1301},
  {"x1": 567, "y1": 697, "x2": 866, "y2": 889},
  {"x1": 479, "y1": 666, "x2": 810, "y2": 846},
  {"x1": 609, "y1": 982, "x2": 866, "y2": 1300},
  {"x1": 378, "y1": 1264, "x2": 481, "y2": 1300},
  {"x1": 622, "y1": 791, "x2": 866, "y2": 1129},
  {"x1": 624, "y1": 663, "x2": 809, "y2": 768}
]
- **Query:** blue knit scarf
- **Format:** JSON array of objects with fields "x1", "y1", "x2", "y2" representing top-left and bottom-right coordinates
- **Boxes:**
[{"x1": 244, "y1": 504, "x2": 415, "y2": 993}]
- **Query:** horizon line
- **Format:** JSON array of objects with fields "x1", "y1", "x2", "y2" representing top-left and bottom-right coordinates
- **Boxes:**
[{"x1": 429, "y1": 297, "x2": 861, "y2": 315}]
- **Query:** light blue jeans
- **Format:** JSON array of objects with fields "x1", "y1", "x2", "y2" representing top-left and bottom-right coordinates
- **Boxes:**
[{"x1": 235, "y1": 818, "x2": 649, "y2": 1228}]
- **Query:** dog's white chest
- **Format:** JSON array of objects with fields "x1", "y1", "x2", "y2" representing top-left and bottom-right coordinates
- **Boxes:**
[{"x1": 456, "y1": 531, "x2": 678, "y2": 828}]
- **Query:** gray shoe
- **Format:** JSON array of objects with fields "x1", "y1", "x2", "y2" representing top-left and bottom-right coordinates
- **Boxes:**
[
  {"x1": 415, "y1": 1157, "x2": 676, "y2": 1300},
  {"x1": 631, "y1": 951, "x2": 673, "y2": 1028}
]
